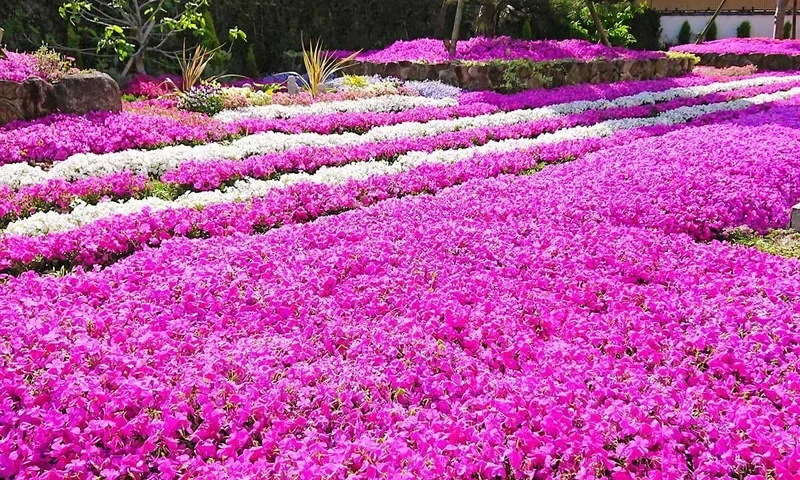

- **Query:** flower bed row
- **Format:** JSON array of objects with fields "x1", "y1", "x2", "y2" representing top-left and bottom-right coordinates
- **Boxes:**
[
  {"x1": 3, "y1": 94, "x2": 800, "y2": 477},
  {"x1": 0, "y1": 73, "x2": 771, "y2": 165},
  {"x1": 3, "y1": 73, "x2": 796, "y2": 191},
  {"x1": 345, "y1": 37, "x2": 663, "y2": 64},
  {"x1": 2, "y1": 76, "x2": 799, "y2": 234},
  {"x1": 0, "y1": 90, "x2": 791, "y2": 275},
  {"x1": 672, "y1": 38, "x2": 800, "y2": 71}
]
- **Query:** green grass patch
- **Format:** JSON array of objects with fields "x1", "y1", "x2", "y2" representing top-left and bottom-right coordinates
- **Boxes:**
[{"x1": 726, "y1": 227, "x2": 800, "y2": 258}]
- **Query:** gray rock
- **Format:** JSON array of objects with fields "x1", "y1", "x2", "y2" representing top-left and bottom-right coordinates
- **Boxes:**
[
  {"x1": 791, "y1": 203, "x2": 800, "y2": 232},
  {"x1": 20, "y1": 77, "x2": 57, "y2": 118},
  {"x1": 54, "y1": 72, "x2": 121, "y2": 115},
  {"x1": 0, "y1": 78, "x2": 56, "y2": 125},
  {"x1": 438, "y1": 68, "x2": 459, "y2": 86},
  {"x1": 287, "y1": 76, "x2": 300, "y2": 95}
]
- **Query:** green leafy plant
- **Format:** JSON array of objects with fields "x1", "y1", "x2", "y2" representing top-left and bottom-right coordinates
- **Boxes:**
[
  {"x1": 520, "y1": 20, "x2": 533, "y2": 40},
  {"x1": 785, "y1": 21, "x2": 793, "y2": 39},
  {"x1": 494, "y1": 59, "x2": 552, "y2": 93},
  {"x1": 293, "y1": 38, "x2": 361, "y2": 97},
  {"x1": 557, "y1": 0, "x2": 645, "y2": 47},
  {"x1": 736, "y1": 21, "x2": 751, "y2": 38},
  {"x1": 59, "y1": 0, "x2": 245, "y2": 78},
  {"x1": 177, "y1": 43, "x2": 223, "y2": 91},
  {"x1": 678, "y1": 20, "x2": 692, "y2": 45}
]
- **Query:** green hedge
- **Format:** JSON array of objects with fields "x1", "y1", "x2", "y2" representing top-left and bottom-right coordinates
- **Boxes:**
[{"x1": 1, "y1": 0, "x2": 666, "y2": 76}]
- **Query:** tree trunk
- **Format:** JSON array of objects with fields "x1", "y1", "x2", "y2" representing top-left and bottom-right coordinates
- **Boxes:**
[
  {"x1": 435, "y1": 0, "x2": 449, "y2": 39},
  {"x1": 775, "y1": 0, "x2": 790, "y2": 39},
  {"x1": 793, "y1": 0, "x2": 797, "y2": 38},
  {"x1": 449, "y1": 0, "x2": 466, "y2": 56},
  {"x1": 0, "y1": 28, "x2": 6, "y2": 59},
  {"x1": 475, "y1": 2, "x2": 501, "y2": 37},
  {"x1": 135, "y1": 53, "x2": 146, "y2": 74},
  {"x1": 120, "y1": 51, "x2": 146, "y2": 79},
  {"x1": 585, "y1": 0, "x2": 610, "y2": 46}
]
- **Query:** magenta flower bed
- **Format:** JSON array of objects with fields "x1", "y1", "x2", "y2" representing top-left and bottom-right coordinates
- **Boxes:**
[
  {"x1": 346, "y1": 37, "x2": 663, "y2": 64},
  {"x1": 0, "y1": 51, "x2": 43, "y2": 82},
  {"x1": 0, "y1": 104, "x2": 235, "y2": 164},
  {"x1": 0, "y1": 73, "x2": 771, "y2": 165},
  {"x1": 3, "y1": 100, "x2": 800, "y2": 477},
  {"x1": 0, "y1": 97, "x2": 781, "y2": 275},
  {"x1": 121, "y1": 73, "x2": 181, "y2": 98},
  {"x1": 672, "y1": 37, "x2": 800, "y2": 56}
]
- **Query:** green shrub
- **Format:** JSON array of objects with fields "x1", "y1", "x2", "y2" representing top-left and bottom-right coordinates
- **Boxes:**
[
  {"x1": 706, "y1": 21, "x2": 717, "y2": 41},
  {"x1": 785, "y1": 21, "x2": 793, "y2": 39},
  {"x1": 520, "y1": 19, "x2": 533, "y2": 40},
  {"x1": 628, "y1": 8, "x2": 661, "y2": 50},
  {"x1": 736, "y1": 21, "x2": 751, "y2": 38},
  {"x1": 201, "y1": 11, "x2": 230, "y2": 72},
  {"x1": 245, "y1": 45, "x2": 259, "y2": 78},
  {"x1": 677, "y1": 20, "x2": 692, "y2": 45}
]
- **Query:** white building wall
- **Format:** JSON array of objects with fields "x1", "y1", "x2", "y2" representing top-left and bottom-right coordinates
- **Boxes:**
[{"x1": 660, "y1": 14, "x2": 779, "y2": 46}]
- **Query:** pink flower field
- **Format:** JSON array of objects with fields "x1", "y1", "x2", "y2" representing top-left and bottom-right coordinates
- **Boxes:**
[
  {"x1": 339, "y1": 36, "x2": 663, "y2": 64},
  {"x1": 672, "y1": 37, "x2": 800, "y2": 57},
  {"x1": 2, "y1": 54, "x2": 800, "y2": 478}
]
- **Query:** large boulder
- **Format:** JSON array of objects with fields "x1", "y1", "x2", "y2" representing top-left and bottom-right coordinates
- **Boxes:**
[
  {"x1": 19, "y1": 77, "x2": 57, "y2": 118},
  {"x1": 0, "y1": 78, "x2": 57, "y2": 125},
  {"x1": 54, "y1": 72, "x2": 122, "y2": 115},
  {"x1": 0, "y1": 80, "x2": 22, "y2": 124}
]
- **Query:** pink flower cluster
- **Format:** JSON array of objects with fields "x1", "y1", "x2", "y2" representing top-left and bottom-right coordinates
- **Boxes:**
[
  {"x1": 0, "y1": 51, "x2": 44, "y2": 82},
  {"x1": 121, "y1": 74, "x2": 181, "y2": 98},
  {"x1": 0, "y1": 104, "x2": 235, "y2": 164},
  {"x1": 672, "y1": 37, "x2": 800, "y2": 56},
  {"x1": 349, "y1": 37, "x2": 663, "y2": 64},
  {"x1": 2, "y1": 98, "x2": 800, "y2": 477}
]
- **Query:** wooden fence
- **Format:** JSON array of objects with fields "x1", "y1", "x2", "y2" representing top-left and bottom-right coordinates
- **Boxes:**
[{"x1": 648, "y1": 0, "x2": 780, "y2": 12}]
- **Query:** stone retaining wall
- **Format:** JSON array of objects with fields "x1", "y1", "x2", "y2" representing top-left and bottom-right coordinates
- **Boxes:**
[
  {"x1": 695, "y1": 53, "x2": 800, "y2": 71},
  {"x1": 344, "y1": 57, "x2": 694, "y2": 92},
  {"x1": 0, "y1": 72, "x2": 121, "y2": 125}
]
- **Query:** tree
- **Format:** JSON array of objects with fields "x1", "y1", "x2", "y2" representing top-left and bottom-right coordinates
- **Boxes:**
[
  {"x1": 678, "y1": 20, "x2": 692, "y2": 44},
  {"x1": 584, "y1": 0, "x2": 610, "y2": 46},
  {"x1": 475, "y1": 0, "x2": 511, "y2": 36},
  {"x1": 775, "y1": 0, "x2": 790, "y2": 39},
  {"x1": 447, "y1": 0, "x2": 466, "y2": 56},
  {"x1": 736, "y1": 21, "x2": 751, "y2": 38},
  {"x1": 59, "y1": 0, "x2": 245, "y2": 77},
  {"x1": 558, "y1": 0, "x2": 642, "y2": 47}
]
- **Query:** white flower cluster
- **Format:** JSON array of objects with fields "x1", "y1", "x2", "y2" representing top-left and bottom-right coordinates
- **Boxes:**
[
  {"x1": 8, "y1": 86, "x2": 799, "y2": 237},
  {"x1": 3, "y1": 75, "x2": 797, "y2": 191},
  {"x1": 213, "y1": 95, "x2": 457, "y2": 122}
]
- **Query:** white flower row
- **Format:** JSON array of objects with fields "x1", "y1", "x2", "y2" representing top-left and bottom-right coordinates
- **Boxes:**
[
  {"x1": 213, "y1": 95, "x2": 457, "y2": 121},
  {"x1": 1, "y1": 75, "x2": 798, "y2": 190},
  {"x1": 7, "y1": 86, "x2": 798, "y2": 237}
]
